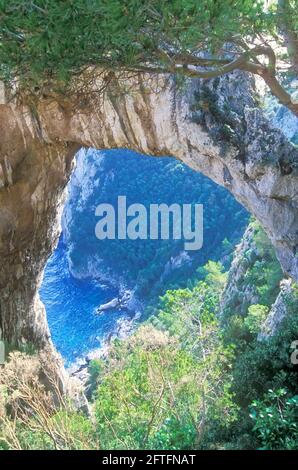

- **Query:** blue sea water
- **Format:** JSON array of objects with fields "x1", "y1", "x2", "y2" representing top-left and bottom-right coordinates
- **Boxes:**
[
  {"x1": 40, "y1": 148, "x2": 248, "y2": 366},
  {"x1": 40, "y1": 238, "x2": 125, "y2": 365}
]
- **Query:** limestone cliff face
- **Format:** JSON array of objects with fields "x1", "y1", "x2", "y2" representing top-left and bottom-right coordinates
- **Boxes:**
[
  {"x1": 258, "y1": 279, "x2": 293, "y2": 339},
  {"x1": 220, "y1": 222, "x2": 296, "y2": 339},
  {"x1": 220, "y1": 225, "x2": 260, "y2": 317},
  {"x1": 0, "y1": 70, "x2": 298, "y2": 347}
]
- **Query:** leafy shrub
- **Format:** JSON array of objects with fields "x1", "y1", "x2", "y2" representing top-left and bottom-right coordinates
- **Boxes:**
[
  {"x1": 231, "y1": 284, "x2": 298, "y2": 405},
  {"x1": 245, "y1": 222, "x2": 283, "y2": 307},
  {"x1": 92, "y1": 265, "x2": 237, "y2": 449},
  {"x1": 87, "y1": 359, "x2": 104, "y2": 399},
  {"x1": 94, "y1": 324, "x2": 237, "y2": 450},
  {"x1": 250, "y1": 389, "x2": 298, "y2": 450},
  {"x1": 244, "y1": 304, "x2": 269, "y2": 334}
]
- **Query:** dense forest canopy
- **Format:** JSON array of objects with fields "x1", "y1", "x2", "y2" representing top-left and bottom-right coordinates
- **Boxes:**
[
  {"x1": 64, "y1": 149, "x2": 248, "y2": 299},
  {"x1": 0, "y1": 1, "x2": 297, "y2": 116}
]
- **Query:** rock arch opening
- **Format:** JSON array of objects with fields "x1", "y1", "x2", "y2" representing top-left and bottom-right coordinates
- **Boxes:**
[
  {"x1": 0, "y1": 72, "x2": 298, "y2": 351},
  {"x1": 39, "y1": 147, "x2": 248, "y2": 366}
]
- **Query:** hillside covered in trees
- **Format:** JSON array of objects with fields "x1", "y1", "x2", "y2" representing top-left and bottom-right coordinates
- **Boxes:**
[
  {"x1": 63, "y1": 149, "x2": 248, "y2": 298},
  {"x1": 1, "y1": 223, "x2": 298, "y2": 450}
]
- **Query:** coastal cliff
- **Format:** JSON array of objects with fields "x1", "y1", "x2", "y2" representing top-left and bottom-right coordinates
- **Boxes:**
[{"x1": 0, "y1": 70, "x2": 298, "y2": 349}]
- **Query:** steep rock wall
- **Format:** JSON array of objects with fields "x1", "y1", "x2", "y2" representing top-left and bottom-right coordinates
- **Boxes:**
[{"x1": 0, "y1": 70, "x2": 298, "y2": 347}]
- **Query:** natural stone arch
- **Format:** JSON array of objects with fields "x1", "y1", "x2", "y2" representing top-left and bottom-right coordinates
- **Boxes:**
[{"x1": 0, "y1": 70, "x2": 297, "y2": 348}]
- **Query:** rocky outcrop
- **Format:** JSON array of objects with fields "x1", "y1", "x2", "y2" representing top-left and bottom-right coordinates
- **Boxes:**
[
  {"x1": 220, "y1": 224, "x2": 259, "y2": 318},
  {"x1": 69, "y1": 313, "x2": 139, "y2": 387},
  {"x1": 96, "y1": 290, "x2": 132, "y2": 313},
  {"x1": 264, "y1": 79, "x2": 298, "y2": 144},
  {"x1": 160, "y1": 251, "x2": 192, "y2": 284},
  {"x1": 0, "y1": 69, "x2": 298, "y2": 348},
  {"x1": 220, "y1": 220, "x2": 297, "y2": 340},
  {"x1": 258, "y1": 279, "x2": 293, "y2": 339}
]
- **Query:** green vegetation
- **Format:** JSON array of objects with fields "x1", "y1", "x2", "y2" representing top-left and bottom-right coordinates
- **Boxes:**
[
  {"x1": 91, "y1": 263, "x2": 236, "y2": 449},
  {"x1": 245, "y1": 221, "x2": 284, "y2": 307},
  {"x1": 1, "y1": 224, "x2": 297, "y2": 450},
  {"x1": 94, "y1": 327, "x2": 235, "y2": 450},
  {"x1": 244, "y1": 304, "x2": 269, "y2": 334},
  {"x1": 1, "y1": 1, "x2": 297, "y2": 117},
  {"x1": 87, "y1": 237, "x2": 298, "y2": 450},
  {"x1": 250, "y1": 389, "x2": 298, "y2": 450},
  {"x1": 230, "y1": 298, "x2": 298, "y2": 409},
  {"x1": 222, "y1": 220, "x2": 283, "y2": 320}
]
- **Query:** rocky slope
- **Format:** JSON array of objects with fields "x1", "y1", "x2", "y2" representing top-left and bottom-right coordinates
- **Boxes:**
[
  {"x1": 220, "y1": 224, "x2": 261, "y2": 317},
  {"x1": 0, "y1": 70, "x2": 298, "y2": 349},
  {"x1": 221, "y1": 221, "x2": 296, "y2": 341},
  {"x1": 258, "y1": 278, "x2": 294, "y2": 340}
]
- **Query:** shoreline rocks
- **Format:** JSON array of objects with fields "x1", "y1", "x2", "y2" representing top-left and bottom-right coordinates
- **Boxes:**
[
  {"x1": 96, "y1": 289, "x2": 132, "y2": 314},
  {"x1": 68, "y1": 309, "x2": 141, "y2": 386}
]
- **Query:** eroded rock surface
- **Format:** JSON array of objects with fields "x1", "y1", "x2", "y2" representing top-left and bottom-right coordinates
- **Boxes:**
[
  {"x1": 258, "y1": 279, "x2": 293, "y2": 339},
  {"x1": 0, "y1": 70, "x2": 298, "y2": 348},
  {"x1": 220, "y1": 224, "x2": 260, "y2": 317}
]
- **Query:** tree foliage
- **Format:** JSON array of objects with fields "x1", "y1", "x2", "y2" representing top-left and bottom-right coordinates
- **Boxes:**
[
  {"x1": 0, "y1": 1, "x2": 297, "y2": 115},
  {"x1": 250, "y1": 388, "x2": 298, "y2": 449},
  {"x1": 1, "y1": 254, "x2": 298, "y2": 450},
  {"x1": 92, "y1": 262, "x2": 237, "y2": 449}
]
